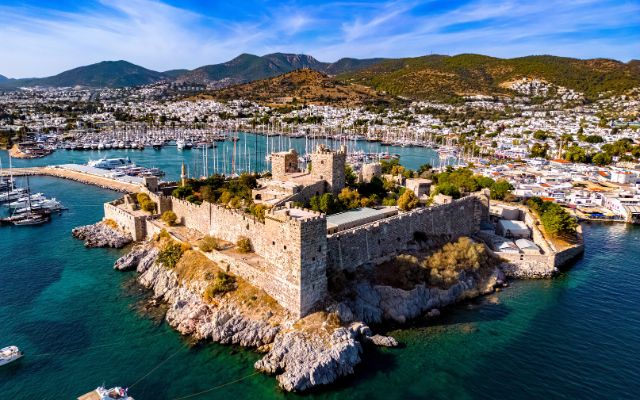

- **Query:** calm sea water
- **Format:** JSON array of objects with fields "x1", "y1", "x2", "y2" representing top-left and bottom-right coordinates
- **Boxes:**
[
  {"x1": 1, "y1": 147, "x2": 639, "y2": 399},
  {"x1": 0, "y1": 133, "x2": 443, "y2": 182}
]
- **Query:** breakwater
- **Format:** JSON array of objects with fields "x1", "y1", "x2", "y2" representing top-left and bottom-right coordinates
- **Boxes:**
[{"x1": 0, "y1": 166, "x2": 140, "y2": 192}]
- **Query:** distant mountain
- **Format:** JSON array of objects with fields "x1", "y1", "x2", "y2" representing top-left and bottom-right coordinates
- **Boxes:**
[
  {"x1": 204, "y1": 69, "x2": 399, "y2": 107},
  {"x1": 0, "y1": 74, "x2": 7, "y2": 82},
  {"x1": 1, "y1": 61, "x2": 167, "y2": 88},
  {"x1": 339, "y1": 54, "x2": 640, "y2": 101},
  {"x1": 175, "y1": 53, "x2": 386, "y2": 86},
  {"x1": 162, "y1": 69, "x2": 190, "y2": 78}
]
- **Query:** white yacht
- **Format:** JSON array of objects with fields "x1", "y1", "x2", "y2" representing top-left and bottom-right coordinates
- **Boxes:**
[
  {"x1": 0, "y1": 188, "x2": 28, "y2": 203},
  {"x1": 15, "y1": 198, "x2": 63, "y2": 214},
  {"x1": 176, "y1": 139, "x2": 186, "y2": 150},
  {"x1": 79, "y1": 386, "x2": 134, "y2": 400},
  {"x1": 0, "y1": 346, "x2": 23, "y2": 366},
  {"x1": 88, "y1": 157, "x2": 134, "y2": 170},
  {"x1": 8, "y1": 193, "x2": 46, "y2": 209}
]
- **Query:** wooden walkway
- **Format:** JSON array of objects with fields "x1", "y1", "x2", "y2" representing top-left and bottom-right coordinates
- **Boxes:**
[{"x1": 0, "y1": 166, "x2": 140, "y2": 193}]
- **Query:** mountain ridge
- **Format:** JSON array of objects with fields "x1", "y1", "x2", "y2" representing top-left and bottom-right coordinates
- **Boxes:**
[
  {"x1": 338, "y1": 53, "x2": 640, "y2": 101},
  {"x1": 1, "y1": 53, "x2": 638, "y2": 101}
]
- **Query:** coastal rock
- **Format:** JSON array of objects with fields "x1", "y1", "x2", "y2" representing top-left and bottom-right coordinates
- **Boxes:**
[
  {"x1": 139, "y1": 262, "x2": 281, "y2": 348},
  {"x1": 500, "y1": 261, "x2": 557, "y2": 279},
  {"x1": 114, "y1": 243, "x2": 152, "y2": 271},
  {"x1": 366, "y1": 334, "x2": 399, "y2": 347},
  {"x1": 349, "y1": 269, "x2": 499, "y2": 324},
  {"x1": 254, "y1": 327, "x2": 362, "y2": 392},
  {"x1": 72, "y1": 221, "x2": 132, "y2": 248}
]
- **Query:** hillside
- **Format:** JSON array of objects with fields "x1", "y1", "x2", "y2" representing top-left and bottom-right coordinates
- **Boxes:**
[
  {"x1": 0, "y1": 74, "x2": 7, "y2": 82},
  {"x1": 175, "y1": 53, "x2": 385, "y2": 86},
  {"x1": 339, "y1": 54, "x2": 640, "y2": 101},
  {"x1": 1, "y1": 61, "x2": 167, "y2": 88},
  {"x1": 205, "y1": 69, "x2": 399, "y2": 107}
]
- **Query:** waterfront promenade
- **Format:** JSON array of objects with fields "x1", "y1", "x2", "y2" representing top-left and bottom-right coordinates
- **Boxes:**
[{"x1": 0, "y1": 166, "x2": 140, "y2": 193}]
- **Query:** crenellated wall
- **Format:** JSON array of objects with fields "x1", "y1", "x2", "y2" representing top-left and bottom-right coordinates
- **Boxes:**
[
  {"x1": 108, "y1": 189, "x2": 489, "y2": 318},
  {"x1": 104, "y1": 201, "x2": 147, "y2": 241},
  {"x1": 325, "y1": 195, "x2": 487, "y2": 272}
]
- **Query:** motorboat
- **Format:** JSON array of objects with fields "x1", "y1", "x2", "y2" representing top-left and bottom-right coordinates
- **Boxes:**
[
  {"x1": 0, "y1": 346, "x2": 23, "y2": 366},
  {"x1": 79, "y1": 386, "x2": 134, "y2": 400},
  {"x1": 176, "y1": 139, "x2": 185, "y2": 150},
  {"x1": 88, "y1": 157, "x2": 134, "y2": 170}
]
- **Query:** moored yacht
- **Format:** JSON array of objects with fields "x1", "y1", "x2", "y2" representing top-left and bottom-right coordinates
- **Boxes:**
[{"x1": 88, "y1": 157, "x2": 134, "y2": 170}]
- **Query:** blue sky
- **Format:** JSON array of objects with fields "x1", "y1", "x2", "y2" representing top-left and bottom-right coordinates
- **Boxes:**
[{"x1": 1, "y1": 0, "x2": 639, "y2": 77}]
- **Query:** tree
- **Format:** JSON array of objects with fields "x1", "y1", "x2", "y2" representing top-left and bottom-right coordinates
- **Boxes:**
[
  {"x1": 592, "y1": 152, "x2": 612, "y2": 166},
  {"x1": 338, "y1": 187, "x2": 361, "y2": 209},
  {"x1": 398, "y1": 189, "x2": 419, "y2": 211},
  {"x1": 434, "y1": 182, "x2": 461, "y2": 199},
  {"x1": 161, "y1": 211, "x2": 177, "y2": 226},
  {"x1": 172, "y1": 186, "x2": 193, "y2": 199},
  {"x1": 490, "y1": 180, "x2": 514, "y2": 200},
  {"x1": 345, "y1": 165, "x2": 357, "y2": 187}
]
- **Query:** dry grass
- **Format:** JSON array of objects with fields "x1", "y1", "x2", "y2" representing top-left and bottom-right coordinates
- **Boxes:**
[
  {"x1": 173, "y1": 250, "x2": 221, "y2": 283},
  {"x1": 293, "y1": 311, "x2": 341, "y2": 335},
  {"x1": 103, "y1": 219, "x2": 118, "y2": 229}
]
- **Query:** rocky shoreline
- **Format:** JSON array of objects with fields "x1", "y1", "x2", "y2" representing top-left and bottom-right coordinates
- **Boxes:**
[
  {"x1": 72, "y1": 221, "x2": 132, "y2": 248},
  {"x1": 102, "y1": 238, "x2": 510, "y2": 392}
]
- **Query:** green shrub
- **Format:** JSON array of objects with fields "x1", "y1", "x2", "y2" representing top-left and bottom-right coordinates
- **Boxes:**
[
  {"x1": 198, "y1": 235, "x2": 219, "y2": 252},
  {"x1": 236, "y1": 236, "x2": 252, "y2": 253},
  {"x1": 203, "y1": 272, "x2": 237, "y2": 301},
  {"x1": 156, "y1": 228, "x2": 171, "y2": 241},
  {"x1": 140, "y1": 200, "x2": 157, "y2": 214},
  {"x1": 397, "y1": 189, "x2": 419, "y2": 211},
  {"x1": 157, "y1": 241, "x2": 184, "y2": 268},
  {"x1": 161, "y1": 211, "x2": 177, "y2": 226}
]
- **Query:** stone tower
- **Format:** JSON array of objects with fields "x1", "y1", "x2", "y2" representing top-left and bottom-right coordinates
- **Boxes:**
[
  {"x1": 271, "y1": 149, "x2": 300, "y2": 181},
  {"x1": 310, "y1": 145, "x2": 346, "y2": 195},
  {"x1": 180, "y1": 162, "x2": 187, "y2": 186}
]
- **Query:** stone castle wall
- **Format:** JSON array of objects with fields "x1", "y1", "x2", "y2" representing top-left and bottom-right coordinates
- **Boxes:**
[
  {"x1": 168, "y1": 197, "x2": 327, "y2": 318},
  {"x1": 326, "y1": 195, "x2": 486, "y2": 271},
  {"x1": 104, "y1": 201, "x2": 146, "y2": 241}
]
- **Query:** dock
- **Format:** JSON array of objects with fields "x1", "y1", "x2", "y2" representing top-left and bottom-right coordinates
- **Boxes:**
[{"x1": 0, "y1": 165, "x2": 142, "y2": 193}]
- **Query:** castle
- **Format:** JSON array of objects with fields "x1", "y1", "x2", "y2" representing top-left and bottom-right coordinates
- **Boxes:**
[{"x1": 104, "y1": 145, "x2": 490, "y2": 319}]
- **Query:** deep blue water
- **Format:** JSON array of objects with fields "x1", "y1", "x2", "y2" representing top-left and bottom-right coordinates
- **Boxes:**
[{"x1": 1, "y1": 148, "x2": 640, "y2": 399}]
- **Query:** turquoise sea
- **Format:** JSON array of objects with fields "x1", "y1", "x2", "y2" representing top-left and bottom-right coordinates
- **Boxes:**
[{"x1": 1, "y1": 144, "x2": 640, "y2": 399}]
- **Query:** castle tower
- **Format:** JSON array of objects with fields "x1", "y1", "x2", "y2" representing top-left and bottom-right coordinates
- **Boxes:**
[
  {"x1": 310, "y1": 144, "x2": 346, "y2": 195},
  {"x1": 271, "y1": 149, "x2": 300, "y2": 181},
  {"x1": 180, "y1": 162, "x2": 187, "y2": 186}
]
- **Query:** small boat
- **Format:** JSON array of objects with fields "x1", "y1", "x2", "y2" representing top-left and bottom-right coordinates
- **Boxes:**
[
  {"x1": 176, "y1": 139, "x2": 185, "y2": 150},
  {"x1": 0, "y1": 346, "x2": 23, "y2": 366},
  {"x1": 152, "y1": 141, "x2": 163, "y2": 150},
  {"x1": 78, "y1": 386, "x2": 134, "y2": 400}
]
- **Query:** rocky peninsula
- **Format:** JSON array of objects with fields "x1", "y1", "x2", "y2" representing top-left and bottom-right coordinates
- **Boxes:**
[{"x1": 98, "y1": 234, "x2": 510, "y2": 392}]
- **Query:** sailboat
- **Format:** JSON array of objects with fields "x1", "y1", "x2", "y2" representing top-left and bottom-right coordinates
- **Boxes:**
[{"x1": 2, "y1": 176, "x2": 49, "y2": 226}]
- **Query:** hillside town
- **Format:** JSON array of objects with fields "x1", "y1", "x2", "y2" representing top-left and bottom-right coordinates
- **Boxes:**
[{"x1": 2, "y1": 77, "x2": 639, "y2": 224}]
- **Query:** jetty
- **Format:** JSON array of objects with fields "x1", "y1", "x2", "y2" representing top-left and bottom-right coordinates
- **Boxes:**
[{"x1": 0, "y1": 165, "x2": 141, "y2": 193}]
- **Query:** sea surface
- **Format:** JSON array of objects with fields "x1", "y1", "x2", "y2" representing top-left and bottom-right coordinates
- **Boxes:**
[
  {"x1": 0, "y1": 133, "x2": 444, "y2": 181},
  {"x1": 1, "y1": 146, "x2": 640, "y2": 399}
]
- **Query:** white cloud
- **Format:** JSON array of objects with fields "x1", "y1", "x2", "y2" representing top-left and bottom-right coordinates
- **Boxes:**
[{"x1": 0, "y1": 0, "x2": 637, "y2": 78}]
